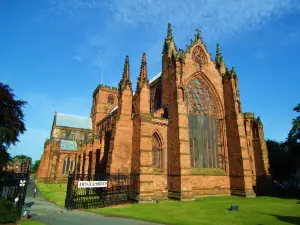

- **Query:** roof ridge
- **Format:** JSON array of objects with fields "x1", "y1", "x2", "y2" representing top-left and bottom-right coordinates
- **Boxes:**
[
  {"x1": 149, "y1": 72, "x2": 162, "y2": 84},
  {"x1": 56, "y1": 112, "x2": 90, "y2": 119}
]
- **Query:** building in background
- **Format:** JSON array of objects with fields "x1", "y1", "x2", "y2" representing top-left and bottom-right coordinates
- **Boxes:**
[
  {"x1": 5, "y1": 156, "x2": 30, "y2": 173},
  {"x1": 37, "y1": 113, "x2": 93, "y2": 182},
  {"x1": 37, "y1": 23, "x2": 270, "y2": 201}
]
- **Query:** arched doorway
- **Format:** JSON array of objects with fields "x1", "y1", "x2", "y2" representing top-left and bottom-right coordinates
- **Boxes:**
[
  {"x1": 152, "y1": 132, "x2": 163, "y2": 171},
  {"x1": 186, "y1": 77, "x2": 220, "y2": 168}
]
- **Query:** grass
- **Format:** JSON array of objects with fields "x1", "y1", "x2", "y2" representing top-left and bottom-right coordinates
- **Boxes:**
[
  {"x1": 37, "y1": 183, "x2": 300, "y2": 225},
  {"x1": 36, "y1": 183, "x2": 67, "y2": 207},
  {"x1": 20, "y1": 219, "x2": 45, "y2": 225}
]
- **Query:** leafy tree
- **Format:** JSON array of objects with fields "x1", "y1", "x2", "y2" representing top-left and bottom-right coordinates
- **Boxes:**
[
  {"x1": 0, "y1": 83, "x2": 27, "y2": 171},
  {"x1": 286, "y1": 103, "x2": 300, "y2": 175},
  {"x1": 287, "y1": 103, "x2": 300, "y2": 143},
  {"x1": 13, "y1": 154, "x2": 32, "y2": 171},
  {"x1": 31, "y1": 160, "x2": 40, "y2": 173},
  {"x1": 267, "y1": 139, "x2": 296, "y2": 182}
]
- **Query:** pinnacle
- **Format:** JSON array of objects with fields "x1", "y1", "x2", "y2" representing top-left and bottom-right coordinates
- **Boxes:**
[
  {"x1": 122, "y1": 55, "x2": 130, "y2": 81},
  {"x1": 195, "y1": 28, "x2": 201, "y2": 40},
  {"x1": 142, "y1": 52, "x2": 146, "y2": 63},
  {"x1": 167, "y1": 21, "x2": 173, "y2": 40},
  {"x1": 231, "y1": 66, "x2": 236, "y2": 74},
  {"x1": 139, "y1": 52, "x2": 148, "y2": 82},
  {"x1": 216, "y1": 43, "x2": 221, "y2": 56}
]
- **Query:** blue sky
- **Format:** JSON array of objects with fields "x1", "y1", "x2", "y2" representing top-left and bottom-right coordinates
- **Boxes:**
[{"x1": 1, "y1": 0, "x2": 299, "y2": 162}]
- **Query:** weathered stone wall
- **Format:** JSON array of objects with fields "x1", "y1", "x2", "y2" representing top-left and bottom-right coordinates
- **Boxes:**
[
  {"x1": 153, "y1": 174, "x2": 168, "y2": 199},
  {"x1": 190, "y1": 175, "x2": 231, "y2": 197},
  {"x1": 109, "y1": 85, "x2": 133, "y2": 174},
  {"x1": 51, "y1": 126, "x2": 93, "y2": 142},
  {"x1": 223, "y1": 74, "x2": 255, "y2": 197},
  {"x1": 91, "y1": 86, "x2": 118, "y2": 131}
]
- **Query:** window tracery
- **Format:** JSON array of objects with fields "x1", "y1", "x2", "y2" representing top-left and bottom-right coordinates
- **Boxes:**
[
  {"x1": 186, "y1": 78, "x2": 216, "y2": 116},
  {"x1": 186, "y1": 77, "x2": 219, "y2": 169}
]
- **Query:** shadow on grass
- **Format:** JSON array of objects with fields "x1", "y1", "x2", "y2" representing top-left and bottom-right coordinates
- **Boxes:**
[{"x1": 266, "y1": 214, "x2": 300, "y2": 225}]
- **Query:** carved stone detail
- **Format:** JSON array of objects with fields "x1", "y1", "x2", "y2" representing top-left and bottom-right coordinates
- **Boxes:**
[{"x1": 192, "y1": 46, "x2": 207, "y2": 68}]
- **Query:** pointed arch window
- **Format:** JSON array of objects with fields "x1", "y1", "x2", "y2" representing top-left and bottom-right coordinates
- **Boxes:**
[
  {"x1": 62, "y1": 156, "x2": 73, "y2": 174},
  {"x1": 152, "y1": 132, "x2": 163, "y2": 170},
  {"x1": 186, "y1": 77, "x2": 220, "y2": 168}
]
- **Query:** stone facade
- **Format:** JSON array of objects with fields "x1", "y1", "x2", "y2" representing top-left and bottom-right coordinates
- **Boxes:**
[
  {"x1": 37, "y1": 113, "x2": 93, "y2": 182},
  {"x1": 37, "y1": 23, "x2": 270, "y2": 200}
]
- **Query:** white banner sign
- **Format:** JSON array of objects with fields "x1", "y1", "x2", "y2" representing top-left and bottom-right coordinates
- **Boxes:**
[{"x1": 78, "y1": 181, "x2": 107, "y2": 188}]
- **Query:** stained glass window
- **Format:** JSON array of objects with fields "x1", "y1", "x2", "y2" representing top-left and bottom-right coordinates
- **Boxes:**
[{"x1": 186, "y1": 78, "x2": 219, "y2": 168}]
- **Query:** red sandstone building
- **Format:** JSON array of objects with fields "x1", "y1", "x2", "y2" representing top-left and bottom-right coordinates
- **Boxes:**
[{"x1": 37, "y1": 23, "x2": 270, "y2": 202}]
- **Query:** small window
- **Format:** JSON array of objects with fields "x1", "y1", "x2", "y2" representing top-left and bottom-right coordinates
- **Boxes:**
[
  {"x1": 66, "y1": 131, "x2": 71, "y2": 140},
  {"x1": 154, "y1": 88, "x2": 162, "y2": 110},
  {"x1": 108, "y1": 95, "x2": 114, "y2": 104},
  {"x1": 84, "y1": 135, "x2": 88, "y2": 144}
]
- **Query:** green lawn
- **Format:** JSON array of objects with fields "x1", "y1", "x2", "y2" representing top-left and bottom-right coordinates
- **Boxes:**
[
  {"x1": 20, "y1": 219, "x2": 45, "y2": 225},
  {"x1": 36, "y1": 183, "x2": 67, "y2": 207},
  {"x1": 37, "y1": 183, "x2": 300, "y2": 225}
]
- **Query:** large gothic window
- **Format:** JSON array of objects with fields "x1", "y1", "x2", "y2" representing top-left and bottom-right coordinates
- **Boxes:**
[
  {"x1": 186, "y1": 78, "x2": 219, "y2": 168},
  {"x1": 152, "y1": 132, "x2": 163, "y2": 170}
]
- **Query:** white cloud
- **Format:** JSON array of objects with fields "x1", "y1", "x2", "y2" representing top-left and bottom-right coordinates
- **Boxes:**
[
  {"x1": 45, "y1": 0, "x2": 300, "y2": 41},
  {"x1": 108, "y1": 0, "x2": 299, "y2": 40}
]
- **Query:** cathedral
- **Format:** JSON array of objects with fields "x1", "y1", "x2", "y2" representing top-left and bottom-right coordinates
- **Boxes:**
[{"x1": 37, "y1": 23, "x2": 270, "y2": 202}]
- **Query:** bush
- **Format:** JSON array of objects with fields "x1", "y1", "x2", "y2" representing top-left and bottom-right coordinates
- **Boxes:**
[{"x1": 0, "y1": 198, "x2": 20, "y2": 224}]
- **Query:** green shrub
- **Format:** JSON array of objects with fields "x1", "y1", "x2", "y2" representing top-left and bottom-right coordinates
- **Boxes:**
[{"x1": 0, "y1": 198, "x2": 20, "y2": 224}]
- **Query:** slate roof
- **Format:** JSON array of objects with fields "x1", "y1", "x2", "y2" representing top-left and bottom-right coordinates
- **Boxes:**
[
  {"x1": 52, "y1": 139, "x2": 78, "y2": 151},
  {"x1": 149, "y1": 72, "x2": 162, "y2": 84},
  {"x1": 55, "y1": 113, "x2": 92, "y2": 130}
]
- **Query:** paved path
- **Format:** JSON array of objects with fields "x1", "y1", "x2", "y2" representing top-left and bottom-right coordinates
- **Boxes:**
[{"x1": 26, "y1": 181, "x2": 160, "y2": 225}]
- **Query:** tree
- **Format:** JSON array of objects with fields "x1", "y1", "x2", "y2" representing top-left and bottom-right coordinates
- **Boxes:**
[
  {"x1": 287, "y1": 103, "x2": 300, "y2": 143},
  {"x1": 286, "y1": 103, "x2": 300, "y2": 173},
  {"x1": 0, "y1": 83, "x2": 27, "y2": 171},
  {"x1": 266, "y1": 139, "x2": 296, "y2": 182},
  {"x1": 13, "y1": 154, "x2": 32, "y2": 171},
  {"x1": 31, "y1": 160, "x2": 40, "y2": 173}
]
